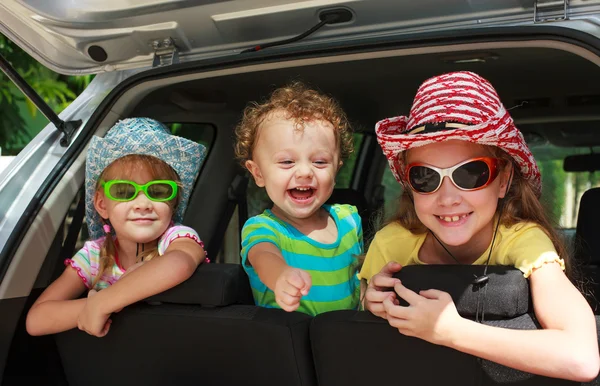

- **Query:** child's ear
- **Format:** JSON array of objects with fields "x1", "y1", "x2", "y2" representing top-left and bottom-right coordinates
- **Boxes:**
[
  {"x1": 337, "y1": 160, "x2": 344, "y2": 172},
  {"x1": 245, "y1": 160, "x2": 265, "y2": 187},
  {"x1": 94, "y1": 191, "x2": 110, "y2": 220},
  {"x1": 498, "y1": 163, "x2": 514, "y2": 199}
]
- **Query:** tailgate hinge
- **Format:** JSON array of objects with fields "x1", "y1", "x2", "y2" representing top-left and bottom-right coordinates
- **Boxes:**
[
  {"x1": 151, "y1": 37, "x2": 179, "y2": 68},
  {"x1": 534, "y1": 0, "x2": 570, "y2": 23}
]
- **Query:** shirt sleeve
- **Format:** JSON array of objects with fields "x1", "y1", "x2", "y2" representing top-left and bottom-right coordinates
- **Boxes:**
[
  {"x1": 504, "y1": 225, "x2": 565, "y2": 278},
  {"x1": 358, "y1": 233, "x2": 388, "y2": 282},
  {"x1": 158, "y1": 225, "x2": 205, "y2": 255},
  {"x1": 240, "y1": 216, "x2": 281, "y2": 268},
  {"x1": 64, "y1": 241, "x2": 95, "y2": 289},
  {"x1": 351, "y1": 205, "x2": 364, "y2": 255}
]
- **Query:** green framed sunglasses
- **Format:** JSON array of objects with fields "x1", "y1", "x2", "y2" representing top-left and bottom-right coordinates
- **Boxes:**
[{"x1": 101, "y1": 180, "x2": 178, "y2": 202}]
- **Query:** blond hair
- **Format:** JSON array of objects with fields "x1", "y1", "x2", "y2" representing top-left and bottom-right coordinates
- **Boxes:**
[
  {"x1": 234, "y1": 81, "x2": 353, "y2": 165},
  {"x1": 91, "y1": 154, "x2": 182, "y2": 288}
]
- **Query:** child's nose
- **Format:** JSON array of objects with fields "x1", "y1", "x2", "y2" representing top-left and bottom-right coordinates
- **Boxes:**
[
  {"x1": 436, "y1": 176, "x2": 462, "y2": 206},
  {"x1": 295, "y1": 162, "x2": 314, "y2": 179},
  {"x1": 132, "y1": 192, "x2": 153, "y2": 210}
]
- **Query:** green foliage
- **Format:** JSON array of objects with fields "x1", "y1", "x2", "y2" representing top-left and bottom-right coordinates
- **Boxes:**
[
  {"x1": 538, "y1": 160, "x2": 566, "y2": 225},
  {"x1": 0, "y1": 34, "x2": 93, "y2": 155},
  {"x1": 335, "y1": 133, "x2": 364, "y2": 188}
]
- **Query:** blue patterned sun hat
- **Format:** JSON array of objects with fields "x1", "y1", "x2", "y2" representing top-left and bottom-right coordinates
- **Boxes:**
[{"x1": 85, "y1": 118, "x2": 206, "y2": 239}]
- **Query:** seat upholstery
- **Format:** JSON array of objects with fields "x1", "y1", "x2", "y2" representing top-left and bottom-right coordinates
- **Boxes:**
[
  {"x1": 55, "y1": 264, "x2": 317, "y2": 386},
  {"x1": 311, "y1": 266, "x2": 587, "y2": 386},
  {"x1": 575, "y1": 187, "x2": 600, "y2": 312}
]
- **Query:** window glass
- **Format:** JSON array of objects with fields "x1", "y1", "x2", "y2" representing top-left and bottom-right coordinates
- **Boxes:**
[
  {"x1": 0, "y1": 34, "x2": 93, "y2": 160},
  {"x1": 166, "y1": 122, "x2": 215, "y2": 150},
  {"x1": 336, "y1": 133, "x2": 365, "y2": 188},
  {"x1": 381, "y1": 167, "x2": 403, "y2": 221},
  {"x1": 379, "y1": 145, "x2": 600, "y2": 229},
  {"x1": 531, "y1": 145, "x2": 600, "y2": 228}
]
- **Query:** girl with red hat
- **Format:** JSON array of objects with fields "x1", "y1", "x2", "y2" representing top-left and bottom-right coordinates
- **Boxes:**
[{"x1": 360, "y1": 71, "x2": 599, "y2": 381}]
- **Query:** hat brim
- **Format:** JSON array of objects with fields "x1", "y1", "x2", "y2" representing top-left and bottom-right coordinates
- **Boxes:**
[{"x1": 376, "y1": 114, "x2": 541, "y2": 196}]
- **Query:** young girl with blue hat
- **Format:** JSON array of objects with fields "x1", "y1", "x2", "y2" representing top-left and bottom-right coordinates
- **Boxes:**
[{"x1": 26, "y1": 118, "x2": 207, "y2": 337}]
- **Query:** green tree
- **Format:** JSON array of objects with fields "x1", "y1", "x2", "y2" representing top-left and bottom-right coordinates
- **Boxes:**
[
  {"x1": 538, "y1": 160, "x2": 566, "y2": 225},
  {"x1": 0, "y1": 34, "x2": 93, "y2": 155}
]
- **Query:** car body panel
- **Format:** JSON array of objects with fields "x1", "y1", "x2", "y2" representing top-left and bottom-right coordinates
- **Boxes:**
[{"x1": 2, "y1": 0, "x2": 600, "y2": 74}]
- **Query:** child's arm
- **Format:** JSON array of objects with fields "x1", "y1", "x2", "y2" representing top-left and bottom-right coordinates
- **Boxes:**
[
  {"x1": 247, "y1": 242, "x2": 311, "y2": 312},
  {"x1": 26, "y1": 267, "x2": 88, "y2": 336},
  {"x1": 77, "y1": 238, "x2": 205, "y2": 337},
  {"x1": 383, "y1": 262, "x2": 599, "y2": 382}
]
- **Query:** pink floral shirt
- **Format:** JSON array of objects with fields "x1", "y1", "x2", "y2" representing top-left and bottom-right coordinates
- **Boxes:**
[{"x1": 65, "y1": 225, "x2": 205, "y2": 290}]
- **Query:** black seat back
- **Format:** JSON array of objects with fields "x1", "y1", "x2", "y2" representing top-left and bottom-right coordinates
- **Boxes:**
[
  {"x1": 55, "y1": 264, "x2": 317, "y2": 386},
  {"x1": 311, "y1": 266, "x2": 578, "y2": 386},
  {"x1": 575, "y1": 187, "x2": 600, "y2": 312}
]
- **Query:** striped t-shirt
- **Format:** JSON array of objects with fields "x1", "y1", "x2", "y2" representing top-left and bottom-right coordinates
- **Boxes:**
[
  {"x1": 241, "y1": 204, "x2": 363, "y2": 316},
  {"x1": 65, "y1": 224, "x2": 203, "y2": 290}
]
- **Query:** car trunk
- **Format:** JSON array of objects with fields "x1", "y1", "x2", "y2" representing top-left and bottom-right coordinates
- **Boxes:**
[{"x1": 3, "y1": 7, "x2": 600, "y2": 385}]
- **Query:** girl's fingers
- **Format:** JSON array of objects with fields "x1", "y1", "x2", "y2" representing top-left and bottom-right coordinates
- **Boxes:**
[
  {"x1": 394, "y1": 282, "x2": 423, "y2": 306},
  {"x1": 383, "y1": 296, "x2": 410, "y2": 320},
  {"x1": 370, "y1": 274, "x2": 400, "y2": 290},
  {"x1": 380, "y1": 261, "x2": 403, "y2": 276},
  {"x1": 419, "y1": 288, "x2": 447, "y2": 300},
  {"x1": 365, "y1": 288, "x2": 395, "y2": 303},
  {"x1": 387, "y1": 314, "x2": 411, "y2": 331},
  {"x1": 364, "y1": 301, "x2": 386, "y2": 315}
]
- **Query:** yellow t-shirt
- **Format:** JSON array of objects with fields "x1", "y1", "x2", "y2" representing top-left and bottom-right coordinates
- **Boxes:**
[{"x1": 359, "y1": 221, "x2": 565, "y2": 282}]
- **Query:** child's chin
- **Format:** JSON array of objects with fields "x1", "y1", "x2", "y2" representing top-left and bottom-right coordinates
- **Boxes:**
[
  {"x1": 286, "y1": 206, "x2": 321, "y2": 219},
  {"x1": 436, "y1": 231, "x2": 472, "y2": 247}
]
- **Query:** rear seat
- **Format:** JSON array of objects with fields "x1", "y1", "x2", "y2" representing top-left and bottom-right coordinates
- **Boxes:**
[
  {"x1": 55, "y1": 263, "x2": 317, "y2": 386},
  {"x1": 311, "y1": 265, "x2": 595, "y2": 386},
  {"x1": 54, "y1": 237, "x2": 600, "y2": 386},
  {"x1": 575, "y1": 187, "x2": 600, "y2": 313}
]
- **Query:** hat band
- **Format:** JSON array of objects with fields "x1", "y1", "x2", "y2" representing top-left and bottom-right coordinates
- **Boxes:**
[{"x1": 408, "y1": 122, "x2": 470, "y2": 135}]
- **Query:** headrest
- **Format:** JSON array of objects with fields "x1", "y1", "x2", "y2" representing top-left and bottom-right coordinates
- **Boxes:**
[
  {"x1": 393, "y1": 265, "x2": 530, "y2": 319},
  {"x1": 145, "y1": 263, "x2": 253, "y2": 306},
  {"x1": 326, "y1": 188, "x2": 368, "y2": 218},
  {"x1": 575, "y1": 188, "x2": 600, "y2": 264}
]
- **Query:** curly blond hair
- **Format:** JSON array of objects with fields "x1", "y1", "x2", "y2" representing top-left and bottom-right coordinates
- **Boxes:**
[{"x1": 234, "y1": 82, "x2": 353, "y2": 165}]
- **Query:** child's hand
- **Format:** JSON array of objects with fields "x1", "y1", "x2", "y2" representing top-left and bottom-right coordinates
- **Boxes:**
[
  {"x1": 364, "y1": 262, "x2": 402, "y2": 319},
  {"x1": 274, "y1": 268, "x2": 312, "y2": 312},
  {"x1": 383, "y1": 281, "x2": 463, "y2": 346},
  {"x1": 77, "y1": 289, "x2": 112, "y2": 337}
]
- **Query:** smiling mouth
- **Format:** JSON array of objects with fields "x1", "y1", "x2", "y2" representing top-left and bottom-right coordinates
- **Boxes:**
[
  {"x1": 436, "y1": 213, "x2": 471, "y2": 223},
  {"x1": 288, "y1": 187, "x2": 315, "y2": 201}
]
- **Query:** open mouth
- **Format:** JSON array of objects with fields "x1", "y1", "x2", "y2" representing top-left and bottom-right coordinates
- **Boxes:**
[
  {"x1": 288, "y1": 187, "x2": 315, "y2": 202},
  {"x1": 435, "y1": 213, "x2": 471, "y2": 223}
]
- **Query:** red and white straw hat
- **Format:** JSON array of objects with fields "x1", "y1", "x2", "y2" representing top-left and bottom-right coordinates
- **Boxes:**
[{"x1": 376, "y1": 71, "x2": 541, "y2": 196}]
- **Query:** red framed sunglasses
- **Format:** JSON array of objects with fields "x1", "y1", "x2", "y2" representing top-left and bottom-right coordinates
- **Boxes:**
[{"x1": 405, "y1": 157, "x2": 502, "y2": 194}]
